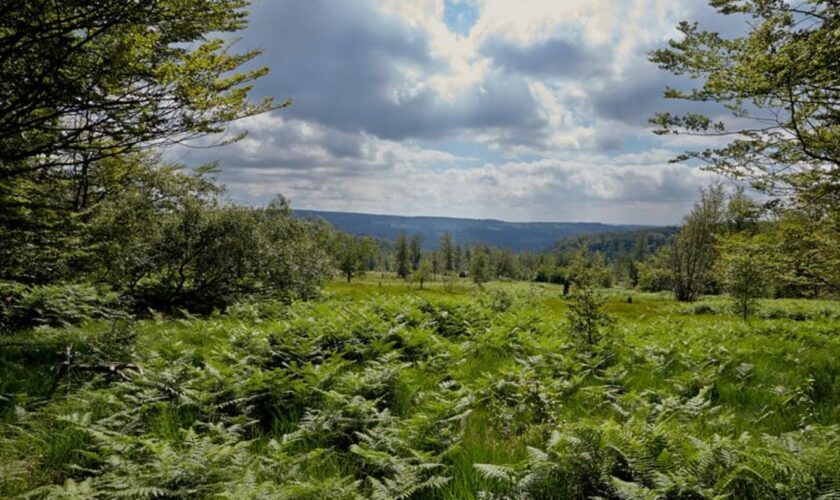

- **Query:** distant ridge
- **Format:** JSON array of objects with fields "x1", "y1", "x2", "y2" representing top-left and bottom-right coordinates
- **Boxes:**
[{"x1": 292, "y1": 209, "x2": 652, "y2": 251}]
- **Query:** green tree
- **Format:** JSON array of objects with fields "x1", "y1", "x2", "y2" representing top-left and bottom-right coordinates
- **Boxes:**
[
  {"x1": 668, "y1": 185, "x2": 726, "y2": 301},
  {"x1": 566, "y1": 251, "x2": 613, "y2": 346},
  {"x1": 650, "y1": 0, "x2": 840, "y2": 195},
  {"x1": 628, "y1": 231, "x2": 648, "y2": 287},
  {"x1": 395, "y1": 234, "x2": 410, "y2": 279},
  {"x1": 0, "y1": 0, "x2": 275, "y2": 283},
  {"x1": 496, "y1": 249, "x2": 518, "y2": 279},
  {"x1": 637, "y1": 249, "x2": 674, "y2": 292},
  {"x1": 454, "y1": 245, "x2": 463, "y2": 273},
  {"x1": 0, "y1": 0, "x2": 275, "y2": 175},
  {"x1": 409, "y1": 234, "x2": 423, "y2": 271},
  {"x1": 431, "y1": 251, "x2": 441, "y2": 280},
  {"x1": 765, "y1": 200, "x2": 840, "y2": 296},
  {"x1": 719, "y1": 234, "x2": 769, "y2": 320},
  {"x1": 440, "y1": 232, "x2": 455, "y2": 272},
  {"x1": 335, "y1": 234, "x2": 375, "y2": 283},
  {"x1": 120, "y1": 196, "x2": 330, "y2": 313},
  {"x1": 470, "y1": 250, "x2": 491, "y2": 287},
  {"x1": 726, "y1": 187, "x2": 761, "y2": 233},
  {"x1": 412, "y1": 259, "x2": 434, "y2": 289}
]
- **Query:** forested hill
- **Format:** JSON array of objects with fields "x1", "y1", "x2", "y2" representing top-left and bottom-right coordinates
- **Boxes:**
[{"x1": 293, "y1": 209, "x2": 651, "y2": 251}]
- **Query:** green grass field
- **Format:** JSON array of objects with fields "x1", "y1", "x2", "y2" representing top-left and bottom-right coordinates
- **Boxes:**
[{"x1": 2, "y1": 275, "x2": 840, "y2": 498}]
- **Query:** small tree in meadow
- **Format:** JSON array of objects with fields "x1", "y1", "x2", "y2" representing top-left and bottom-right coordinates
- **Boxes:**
[
  {"x1": 412, "y1": 259, "x2": 433, "y2": 289},
  {"x1": 470, "y1": 251, "x2": 491, "y2": 287},
  {"x1": 668, "y1": 185, "x2": 726, "y2": 302},
  {"x1": 719, "y1": 235, "x2": 769, "y2": 321},
  {"x1": 395, "y1": 234, "x2": 410, "y2": 279},
  {"x1": 335, "y1": 234, "x2": 374, "y2": 283},
  {"x1": 566, "y1": 251, "x2": 613, "y2": 346}
]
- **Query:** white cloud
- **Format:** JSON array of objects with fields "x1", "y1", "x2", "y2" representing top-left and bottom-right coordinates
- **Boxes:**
[{"x1": 172, "y1": 0, "x2": 748, "y2": 223}]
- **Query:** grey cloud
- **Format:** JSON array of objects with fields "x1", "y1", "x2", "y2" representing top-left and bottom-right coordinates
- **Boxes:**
[
  {"x1": 482, "y1": 36, "x2": 610, "y2": 79},
  {"x1": 588, "y1": 68, "x2": 686, "y2": 126},
  {"x1": 243, "y1": 0, "x2": 544, "y2": 141},
  {"x1": 586, "y1": 3, "x2": 751, "y2": 126},
  {"x1": 171, "y1": 0, "x2": 748, "y2": 224}
]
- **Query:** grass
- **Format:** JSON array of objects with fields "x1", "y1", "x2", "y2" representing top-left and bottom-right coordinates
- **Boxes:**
[{"x1": 2, "y1": 275, "x2": 840, "y2": 497}]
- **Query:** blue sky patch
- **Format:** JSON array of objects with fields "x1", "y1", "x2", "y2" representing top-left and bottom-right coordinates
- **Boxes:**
[{"x1": 443, "y1": 0, "x2": 479, "y2": 36}]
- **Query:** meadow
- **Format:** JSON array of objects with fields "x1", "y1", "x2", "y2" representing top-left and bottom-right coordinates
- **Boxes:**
[{"x1": 2, "y1": 275, "x2": 840, "y2": 498}]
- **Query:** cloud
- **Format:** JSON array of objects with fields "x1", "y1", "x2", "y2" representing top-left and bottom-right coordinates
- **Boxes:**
[
  {"x1": 482, "y1": 36, "x2": 610, "y2": 79},
  {"x1": 172, "y1": 0, "x2": 750, "y2": 224},
  {"x1": 243, "y1": 0, "x2": 546, "y2": 141},
  {"x1": 175, "y1": 114, "x2": 721, "y2": 225}
]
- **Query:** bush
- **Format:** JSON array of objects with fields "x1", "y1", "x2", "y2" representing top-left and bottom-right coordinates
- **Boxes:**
[
  {"x1": 0, "y1": 281, "x2": 121, "y2": 330},
  {"x1": 478, "y1": 288, "x2": 514, "y2": 313},
  {"x1": 637, "y1": 260, "x2": 672, "y2": 292},
  {"x1": 119, "y1": 201, "x2": 332, "y2": 314}
]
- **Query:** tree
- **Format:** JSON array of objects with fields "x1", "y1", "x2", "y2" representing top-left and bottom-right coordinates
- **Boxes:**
[
  {"x1": 409, "y1": 234, "x2": 423, "y2": 271},
  {"x1": 650, "y1": 0, "x2": 840, "y2": 195},
  {"x1": 566, "y1": 251, "x2": 613, "y2": 346},
  {"x1": 395, "y1": 234, "x2": 410, "y2": 279},
  {"x1": 440, "y1": 232, "x2": 454, "y2": 272},
  {"x1": 637, "y1": 249, "x2": 673, "y2": 292},
  {"x1": 719, "y1": 234, "x2": 769, "y2": 320},
  {"x1": 412, "y1": 259, "x2": 433, "y2": 289},
  {"x1": 725, "y1": 187, "x2": 760, "y2": 233},
  {"x1": 0, "y1": 0, "x2": 275, "y2": 176},
  {"x1": 0, "y1": 0, "x2": 275, "y2": 283},
  {"x1": 628, "y1": 231, "x2": 648, "y2": 287},
  {"x1": 431, "y1": 251, "x2": 441, "y2": 280},
  {"x1": 496, "y1": 249, "x2": 518, "y2": 280},
  {"x1": 113, "y1": 194, "x2": 331, "y2": 313},
  {"x1": 454, "y1": 245, "x2": 463, "y2": 273},
  {"x1": 335, "y1": 234, "x2": 374, "y2": 283},
  {"x1": 470, "y1": 250, "x2": 491, "y2": 287},
  {"x1": 567, "y1": 249, "x2": 610, "y2": 294},
  {"x1": 668, "y1": 185, "x2": 726, "y2": 301},
  {"x1": 764, "y1": 199, "x2": 840, "y2": 297}
]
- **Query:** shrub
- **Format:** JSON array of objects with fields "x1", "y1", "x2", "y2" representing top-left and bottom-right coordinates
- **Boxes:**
[
  {"x1": 124, "y1": 202, "x2": 332, "y2": 314},
  {"x1": 0, "y1": 281, "x2": 121, "y2": 330},
  {"x1": 478, "y1": 288, "x2": 514, "y2": 313}
]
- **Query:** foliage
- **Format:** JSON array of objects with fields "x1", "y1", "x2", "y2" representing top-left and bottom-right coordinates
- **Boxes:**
[
  {"x1": 0, "y1": 153, "x2": 332, "y2": 316},
  {"x1": 719, "y1": 233, "x2": 770, "y2": 320},
  {"x1": 0, "y1": 0, "x2": 276, "y2": 287},
  {"x1": 0, "y1": 0, "x2": 316, "y2": 316},
  {"x1": 765, "y1": 201, "x2": 840, "y2": 297},
  {"x1": 650, "y1": 0, "x2": 840, "y2": 195},
  {"x1": 333, "y1": 234, "x2": 376, "y2": 283},
  {"x1": 0, "y1": 281, "x2": 121, "y2": 331},
  {"x1": 117, "y1": 194, "x2": 331, "y2": 313},
  {"x1": 566, "y1": 252, "x2": 614, "y2": 345},
  {"x1": 411, "y1": 260, "x2": 434, "y2": 289},
  {"x1": 3, "y1": 281, "x2": 840, "y2": 498},
  {"x1": 394, "y1": 234, "x2": 410, "y2": 279},
  {"x1": 471, "y1": 251, "x2": 491, "y2": 287},
  {"x1": 636, "y1": 252, "x2": 673, "y2": 293},
  {"x1": 409, "y1": 234, "x2": 424, "y2": 272},
  {"x1": 668, "y1": 185, "x2": 727, "y2": 302},
  {"x1": 0, "y1": 0, "x2": 275, "y2": 176}
]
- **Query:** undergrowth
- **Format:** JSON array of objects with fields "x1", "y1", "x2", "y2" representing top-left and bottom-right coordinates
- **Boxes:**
[{"x1": 2, "y1": 280, "x2": 840, "y2": 498}]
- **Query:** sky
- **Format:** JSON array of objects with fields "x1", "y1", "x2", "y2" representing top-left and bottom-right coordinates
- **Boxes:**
[{"x1": 173, "y1": 0, "x2": 750, "y2": 225}]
